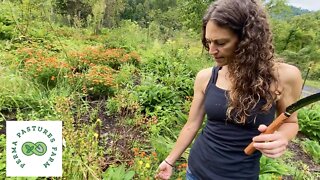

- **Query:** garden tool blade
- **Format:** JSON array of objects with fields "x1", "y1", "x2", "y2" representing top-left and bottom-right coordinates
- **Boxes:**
[{"x1": 286, "y1": 92, "x2": 320, "y2": 115}]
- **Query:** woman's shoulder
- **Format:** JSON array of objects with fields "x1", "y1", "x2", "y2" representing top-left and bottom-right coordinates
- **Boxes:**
[
  {"x1": 196, "y1": 67, "x2": 213, "y2": 79},
  {"x1": 274, "y1": 62, "x2": 302, "y2": 84},
  {"x1": 274, "y1": 62, "x2": 303, "y2": 97},
  {"x1": 195, "y1": 67, "x2": 214, "y2": 92}
]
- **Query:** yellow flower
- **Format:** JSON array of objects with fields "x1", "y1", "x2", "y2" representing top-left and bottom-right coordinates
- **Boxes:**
[
  {"x1": 96, "y1": 118, "x2": 102, "y2": 125},
  {"x1": 93, "y1": 133, "x2": 99, "y2": 138},
  {"x1": 145, "y1": 163, "x2": 150, "y2": 168},
  {"x1": 139, "y1": 160, "x2": 143, "y2": 165}
]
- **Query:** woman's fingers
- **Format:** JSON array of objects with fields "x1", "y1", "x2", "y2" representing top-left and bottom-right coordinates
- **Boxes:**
[{"x1": 253, "y1": 131, "x2": 288, "y2": 158}]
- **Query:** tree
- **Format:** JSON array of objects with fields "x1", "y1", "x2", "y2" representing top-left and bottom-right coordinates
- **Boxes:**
[
  {"x1": 103, "y1": 0, "x2": 125, "y2": 28},
  {"x1": 177, "y1": 0, "x2": 212, "y2": 32},
  {"x1": 54, "y1": 0, "x2": 93, "y2": 27}
]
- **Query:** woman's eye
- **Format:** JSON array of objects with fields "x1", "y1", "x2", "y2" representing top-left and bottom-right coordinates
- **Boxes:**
[
  {"x1": 216, "y1": 42, "x2": 226, "y2": 46},
  {"x1": 205, "y1": 39, "x2": 226, "y2": 46}
]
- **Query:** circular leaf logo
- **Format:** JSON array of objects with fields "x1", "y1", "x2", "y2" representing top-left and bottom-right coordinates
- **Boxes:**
[{"x1": 22, "y1": 142, "x2": 47, "y2": 156}]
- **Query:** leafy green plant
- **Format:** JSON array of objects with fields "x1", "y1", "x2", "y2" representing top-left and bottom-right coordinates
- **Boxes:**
[
  {"x1": 259, "y1": 155, "x2": 289, "y2": 176},
  {"x1": 302, "y1": 139, "x2": 320, "y2": 164},
  {"x1": 298, "y1": 105, "x2": 320, "y2": 141},
  {"x1": 135, "y1": 81, "x2": 182, "y2": 113},
  {"x1": 114, "y1": 64, "x2": 140, "y2": 88},
  {"x1": 102, "y1": 164, "x2": 135, "y2": 180}
]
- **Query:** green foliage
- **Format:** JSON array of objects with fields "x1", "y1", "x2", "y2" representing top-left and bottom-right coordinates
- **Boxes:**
[
  {"x1": 308, "y1": 63, "x2": 320, "y2": 81},
  {"x1": 105, "y1": 89, "x2": 141, "y2": 117},
  {"x1": 0, "y1": 134, "x2": 5, "y2": 178},
  {"x1": 103, "y1": 20, "x2": 149, "y2": 51},
  {"x1": 177, "y1": 0, "x2": 211, "y2": 32},
  {"x1": 302, "y1": 139, "x2": 320, "y2": 164},
  {"x1": 273, "y1": 11, "x2": 320, "y2": 80},
  {"x1": 114, "y1": 64, "x2": 140, "y2": 87},
  {"x1": 287, "y1": 160, "x2": 315, "y2": 179},
  {"x1": 259, "y1": 174, "x2": 282, "y2": 180},
  {"x1": 131, "y1": 149, "x2": 159, "y2": 179},
  {"x1": 141, "y1": 41, "x2": 205, "y2": 99},
  {"x1": 0, "y1": 2, "x2": 16, "y2": 40},
  {"x1": 53, "y1": 0, "x2": 93, "y2": 27},
  {"x1": 136, "y1": 81, "x2": 182, "y2": 113},
  {"x1": 305, "y1": 79, "x2": 320, "y2": 88},
  {"x1": 298, "y1": 105, "x2": 320, "y2": 141},
  {"x1": 120, "y1": 0, "x2": 151, "y2": 27},
  {"x1": 60, "y1": 97, "x2": 104, "y2": 179},
  {"x1": 150, "y1": 135, "x2": 176, "y2": 162},
  {"x1": 0, "y1": 70, "x2": 43, "y2": 110},
  {"x1": 0, "y1": 17, "x2": 15, "y2": 40},
  {"x1": 266, "y1": 0, "x2": 292, "y2": 19},
  {"x1": 102, "y1": 164, "x2": 135, "y2": 180},
  {"x1": 259, "y1": 155, "x2": 289, "y2": 176}
]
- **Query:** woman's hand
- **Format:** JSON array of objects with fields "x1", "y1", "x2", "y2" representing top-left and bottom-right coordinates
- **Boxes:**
[
  {"x1": 252, "y1": 124, "x2": 289, "y2": 158},
  {"x1": 155, "y1": 160, "x2": 173, "y2": 180}
]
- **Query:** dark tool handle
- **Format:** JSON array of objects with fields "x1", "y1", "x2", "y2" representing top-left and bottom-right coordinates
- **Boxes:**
[{"x1": 244, "y1": 113, "x2": 289, "y2": 155}]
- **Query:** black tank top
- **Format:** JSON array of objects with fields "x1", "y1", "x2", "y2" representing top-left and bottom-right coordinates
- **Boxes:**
[{"x1": 188, "y1": 66, "x2": 276, "y2": 179}]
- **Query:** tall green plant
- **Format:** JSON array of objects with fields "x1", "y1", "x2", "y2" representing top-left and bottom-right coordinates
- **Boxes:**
[{"x1": 0, "y1": 71, "x2": 43, "y2": 110}]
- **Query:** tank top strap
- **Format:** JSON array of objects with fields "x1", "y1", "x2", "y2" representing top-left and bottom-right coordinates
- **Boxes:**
[
  {"x1": 212, "y1": 66, "x2": 221, "y2": 84},
  {"x1": 204, "y1": 66, "x2": 220, "y2": 95}
]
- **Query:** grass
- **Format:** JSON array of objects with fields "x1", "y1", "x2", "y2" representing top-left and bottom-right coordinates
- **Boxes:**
[{"x1": 304, "y1": 79, "x2": 320, "y2": 88}]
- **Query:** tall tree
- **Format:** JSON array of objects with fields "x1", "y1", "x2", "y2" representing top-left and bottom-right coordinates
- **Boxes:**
[
  {"x1": 177, "y1": 0, "x2": 212, "y2": 32},
  {"x1": 102, "y1": 0, "x2": 125, "y2": 28}
]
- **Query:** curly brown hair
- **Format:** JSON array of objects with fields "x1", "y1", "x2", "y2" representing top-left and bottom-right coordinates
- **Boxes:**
[{"x1": 202, "y1": 0, "x2": 278, "y2": 123}]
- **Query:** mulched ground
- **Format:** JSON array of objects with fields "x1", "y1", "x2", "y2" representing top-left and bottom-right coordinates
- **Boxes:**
[{"x1": 286, "y1": 133, "x2": 320, "y2": 173}]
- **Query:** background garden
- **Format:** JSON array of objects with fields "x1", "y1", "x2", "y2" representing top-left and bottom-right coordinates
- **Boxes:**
[{"x1": 0, "y1": 0, "x2": 319, "y2": 179}]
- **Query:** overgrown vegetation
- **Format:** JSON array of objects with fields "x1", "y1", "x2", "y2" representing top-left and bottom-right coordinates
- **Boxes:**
[{"x1": 0, "y1": 0, "x2": 319, "y2": 179}]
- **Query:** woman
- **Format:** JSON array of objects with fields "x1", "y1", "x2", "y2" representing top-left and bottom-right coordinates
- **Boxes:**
[{"x1": 155, "y1": 0, "x2": 302, "y2": 179}]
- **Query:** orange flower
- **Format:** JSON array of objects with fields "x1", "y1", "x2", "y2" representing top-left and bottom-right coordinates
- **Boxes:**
[
  {"x1": 140, "y1": 151, "x2": 146, "y2": 158},
  {"x1": 152, "y1": 151, "x2": 157, "y2": 157},
  {"x1": 132, "y1": 148, "x2": 139, "y2": 156},
  {"x1": 180, "y1": 163, "x2": 188, "y2": 168},
  {"x1": 51, "y1": 76, "x2": 55, "y2": 81}
]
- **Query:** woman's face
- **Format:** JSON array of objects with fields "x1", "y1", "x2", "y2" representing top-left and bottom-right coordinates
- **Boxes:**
[{"x1": 205, "y1": 20, "x2": 239, "y2": 66}]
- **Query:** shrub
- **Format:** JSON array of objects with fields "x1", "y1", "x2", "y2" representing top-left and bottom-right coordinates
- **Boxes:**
[
  {"x1": 68, "y1": 46, "x2": 140, "y2": 70},
  {"x1": 84, "y1": 65, "x2": 116, "y2": 96},
  {"x1": 0, "y1": 12, "x2": 15, "y2": 40}
]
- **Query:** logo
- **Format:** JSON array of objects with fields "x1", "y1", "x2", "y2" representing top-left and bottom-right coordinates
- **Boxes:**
[
  {"x1": 6, "y1": 121, "x2": 62, "y2": 177},
  {"x1": 22, "y1": 141, "x2": 47, "y2": 156}
]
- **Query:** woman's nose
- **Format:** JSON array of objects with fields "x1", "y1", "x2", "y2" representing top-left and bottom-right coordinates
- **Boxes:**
[{"x1": 209, "y1": 45, "x2": 219, "y2": 55}]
